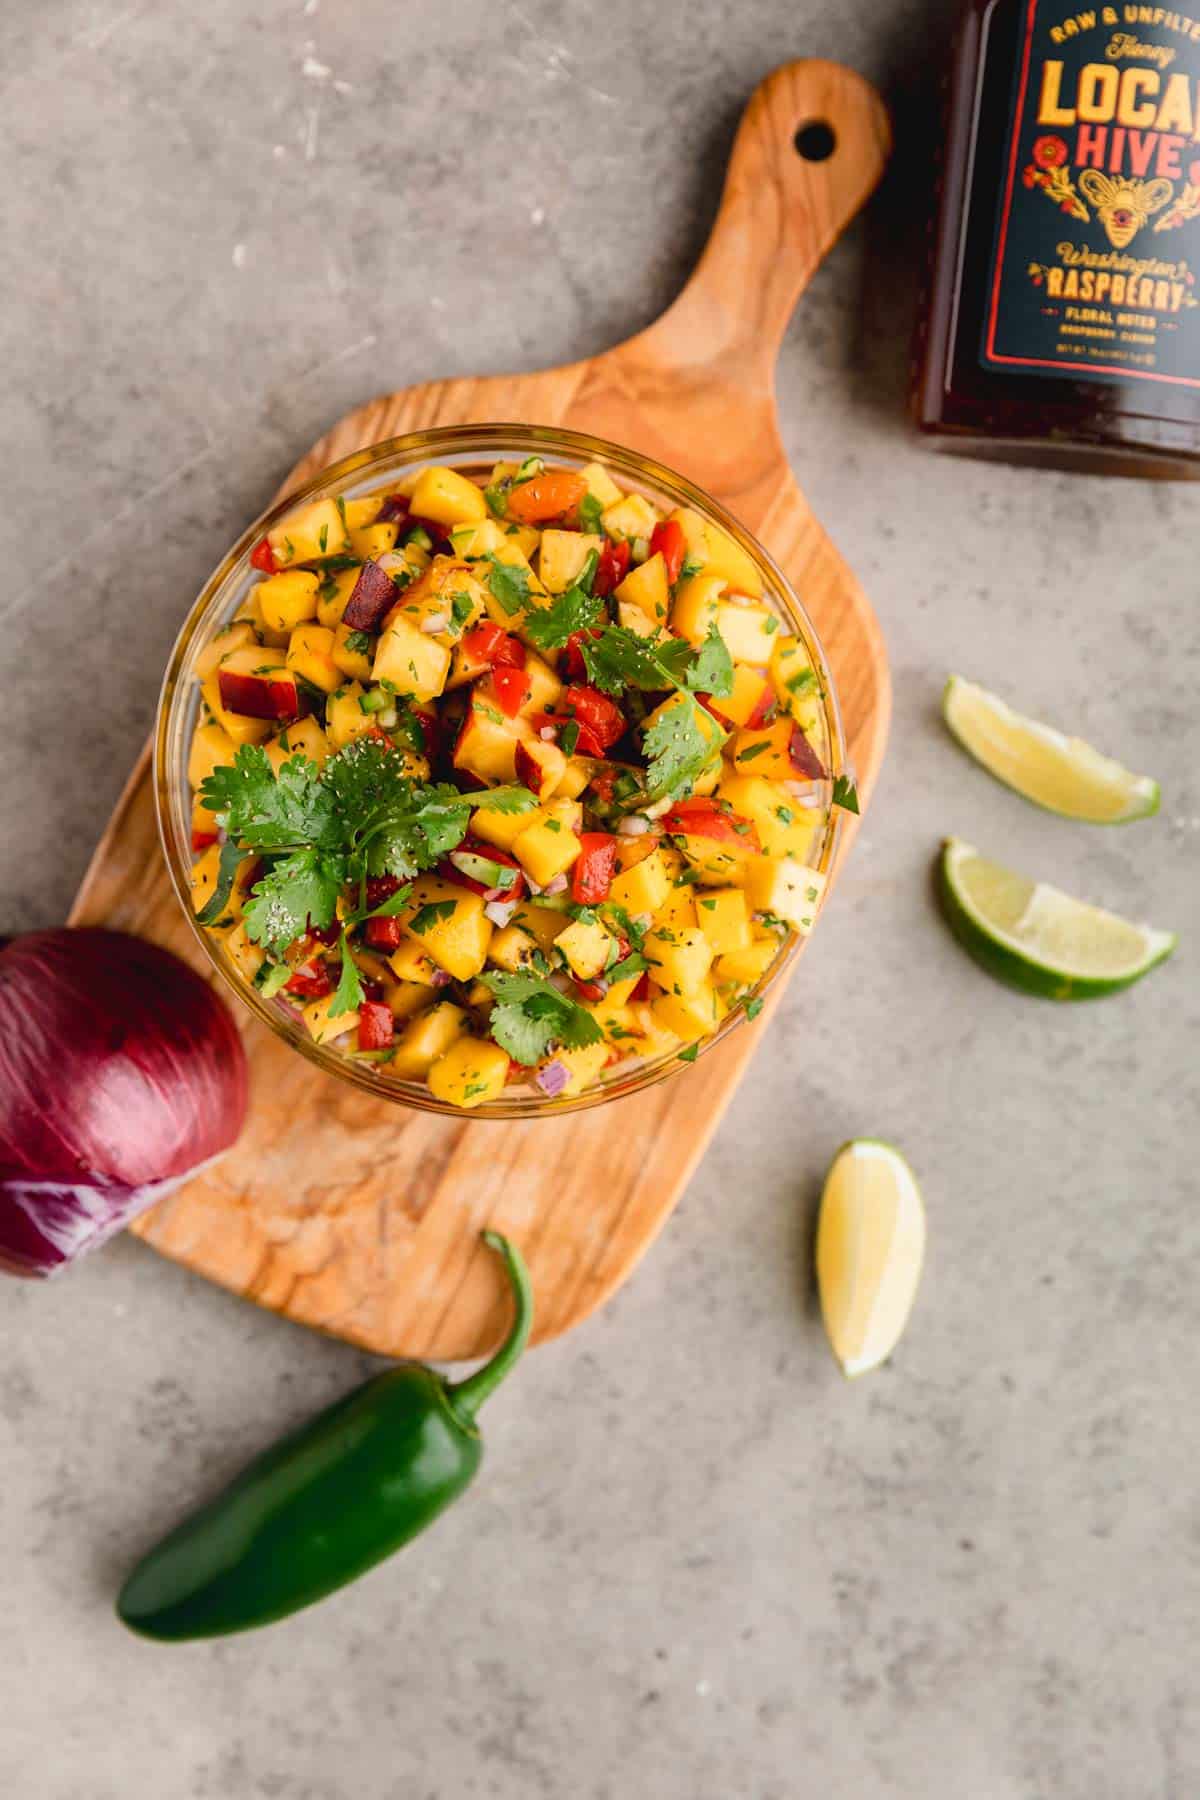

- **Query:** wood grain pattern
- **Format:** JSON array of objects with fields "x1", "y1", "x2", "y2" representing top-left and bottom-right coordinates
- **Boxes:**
[{"x1": 71, "y1": 61, "x2": 892, "y2": 1359}]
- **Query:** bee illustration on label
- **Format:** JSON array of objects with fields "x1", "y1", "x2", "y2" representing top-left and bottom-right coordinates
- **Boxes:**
[{"x1": 1077, "y1": 172, "x2": 1174, "y2": 248}]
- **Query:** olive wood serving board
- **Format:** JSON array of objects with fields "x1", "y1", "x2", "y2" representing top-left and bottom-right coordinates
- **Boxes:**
[{"x1": 71, "y1": 60, "x2": 892, "y2": 1359}]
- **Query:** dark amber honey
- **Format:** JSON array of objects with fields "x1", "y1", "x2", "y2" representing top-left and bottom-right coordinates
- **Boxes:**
[{"x1": 915, "y1": 0, "x2": 1200, "y2": 476}]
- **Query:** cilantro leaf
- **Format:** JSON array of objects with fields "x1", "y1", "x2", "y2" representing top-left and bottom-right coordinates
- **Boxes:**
[
  {"x1": 642, "y1": 697, "x2": 722, "y2": 800},
  {"x1": 409, "y1": 900, "x2": 457, "y2": 934},
  {"x1": 522, "y1": 581, "x2": 603, "y2": 652},
  {"x1": 367, "y1": 788, "x2": 471, "y2": 880},
  {"x1": 200, "y1": 746, "x2": 338, "y2": 851},
  {"x1": 678, "y1": 1043, "x2": 700, "y2": 1063},
  {"x1": 486, "y1": 554, "x2": 532, "y2": 617},
  {"x1": 243, "y1": 849, "x2": 344, "y2": 955},
  {"x1": 332, "y1": 933, "x2": 365, "y2": 1015},
  {"x1": 580, "y1": 625, "x2": 695, "y2": 696},
  {"x1": 364, "y1": 883, "x2": 413, "y2": 919},
  {"x1": 685, "y1": 625, "x2": 734, "y2": 698},
  {"x1": 832, "y1": 775, "x2": 860, "y2": 815},
  {"x1": 606, "y1": 951, "x2": 648, "y2": 984},
  {"x1": 744, "y1": 996, "x2": 764, "y2": 1020},
  {"x1": 484, "y1": 480, "x2": 510, "y2": 519},
  {"x1": 472, "y1": 784, "x2": 540, "y2": 815},
  {"x1": 481, "y1": 970, "x2": 602, "y2": 1066},
  {"x1": 258, "y1": 961, "x2": 293, "y2": 999}
]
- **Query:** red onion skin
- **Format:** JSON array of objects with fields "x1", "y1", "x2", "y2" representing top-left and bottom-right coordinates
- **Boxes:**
[{"x1": 0, "y1": 929, "x2": 248, "y2": 1277}]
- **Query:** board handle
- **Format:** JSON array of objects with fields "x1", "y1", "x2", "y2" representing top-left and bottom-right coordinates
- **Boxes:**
[{"x1": 639, "y1": 60, "x2": 891, "y2": 385}]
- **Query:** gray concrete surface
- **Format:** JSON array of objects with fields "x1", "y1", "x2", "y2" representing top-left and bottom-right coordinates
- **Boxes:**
[{"x1": 2, "y1": 0, "x2": 1197, "y2": 1795}]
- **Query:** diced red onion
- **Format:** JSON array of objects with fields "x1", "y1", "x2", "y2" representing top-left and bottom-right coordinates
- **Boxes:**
[
  {"x1": 549, "y1": 971, "x2": 572, "y2": 994},
  {"x1": 536, "y1": 1060, "x2": 570, "y2": 1097},
  {"x1": 539, "y1": 726, "x2": 558, "y2": 743},
  {"x1": 617, "y1": 815, "x2": 651, "y2": 837},
  {"x1": 644, "y1": 796, "x2": 673, "y2": 820},
  {"x1": 524, "y1": 876, "x2": 544, "y2": 896},
  {"x1": 420, "y1": 613, "x2": 448, "y2": 635},
  {"x1": 430, "y1": 968, "x2": 452, "y2": 988},
  {"x1": 375, "y1": 552, "x2": 410, "y2": 578},
  {"x1": 378, "y1": 707, "x2": 398, "y2": 729},
  {"x1": 543, "y1": 874, "x2": 569, "y2": 895},
  {"x1": 0, "y1": 929, "x2": 248, "y2": 1278},
  {"x1": 485, "y1": 899, "x2": 518, "y2": 928}
]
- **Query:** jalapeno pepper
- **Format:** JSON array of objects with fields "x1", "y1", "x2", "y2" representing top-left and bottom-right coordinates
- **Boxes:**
[{"x1": 117, "y1": 1231, "x2": 532, "y2": 1641}]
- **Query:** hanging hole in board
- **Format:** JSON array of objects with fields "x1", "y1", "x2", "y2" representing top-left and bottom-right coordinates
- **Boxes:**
[{"x1": 794, "y1": 121, "x2": 836, "y2": 163}]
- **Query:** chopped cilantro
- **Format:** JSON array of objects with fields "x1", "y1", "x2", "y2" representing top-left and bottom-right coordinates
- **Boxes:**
[
  {"x1": 684, "y1": 625, "x2": 734, "y2": 699},
  {"x1": 409, "y1": 900, "x2": 457, "y2": 934},
  {"x1": 744, "y1": 996, "x2": 764, "y2": 1020},
  {"x1": 832, "y1": 775, "x2": 860, "y2": 815},
  {"x1": 678, "y1": 1043, "x2": 700, "y2": 1063},
  {"x1": 472, "y1": 785, "x2": 540, "y2": 815},
  {"x1": 332, "y1": 933, "x2": 365, "y2": 1014},
  {"x1": 522, "y1": 580, "x2": 603, "y2": 652},
  {"x1": 344, "y1": 629, "x2": 374, "y2": 656},
  {"x1": 486, "y1": 555, "x2": 532, "y2": 616},
  {"x1": 481, "y1": 970, "x2": 602, "y2": 1066},
  {"x1": 737, "y1": 741, "x2": 771, "y2": 762}
]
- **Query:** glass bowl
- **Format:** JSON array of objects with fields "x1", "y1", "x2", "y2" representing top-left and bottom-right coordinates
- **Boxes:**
[{"x1": 155, "y1": 424, "x2": 846, "y2": 1118}]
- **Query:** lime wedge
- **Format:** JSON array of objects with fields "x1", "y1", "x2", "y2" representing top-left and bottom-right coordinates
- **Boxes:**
[
  {"x1": 943, "y1": 676, "x2": 1160, "y2": 824},
  {"x1": 939, "y1": 838, "x2": 1176, "y2": 1000},
  {"x1": 816, "y1": 1140, "x2": 926, "y2": 1379}
]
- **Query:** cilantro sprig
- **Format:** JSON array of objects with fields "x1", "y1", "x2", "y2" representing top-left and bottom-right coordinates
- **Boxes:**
[
  {"x1": 522, "y1": 580, "x2": 604, "y2": 653},
  {"x1": 481, "y1": 970, "x2": 603, "y2": 1066},
  {"x1": 199, "y1": 740, "x2": 471, "y2": 956},
  {"x1": 579, "y1": 623, "x2": 733, "y2": 800}
]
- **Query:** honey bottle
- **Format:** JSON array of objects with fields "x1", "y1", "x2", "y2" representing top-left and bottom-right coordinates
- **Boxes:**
[{"x1": 915, "y1": 0, "x2": 1200, "y2": 476}]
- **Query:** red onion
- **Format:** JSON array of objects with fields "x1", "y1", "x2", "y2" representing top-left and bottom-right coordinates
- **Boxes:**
[
  {"x1": 485, "y1": 898, "x2": 518, "y2": 928},
  {"x1": 0, "y1": 929, "x2": 248, "y2": 1278},
  {"x1": 543, "y1": 874, "x2": 569, "y2": 896},
  {"x1": 535, "y1": 1059, "x2": 570, "y2": 1098}
]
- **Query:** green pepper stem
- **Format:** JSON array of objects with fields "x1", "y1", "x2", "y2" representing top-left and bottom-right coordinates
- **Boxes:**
[{"x1": 447, "y1": 1232, "x2": 534, "y2": 1421}]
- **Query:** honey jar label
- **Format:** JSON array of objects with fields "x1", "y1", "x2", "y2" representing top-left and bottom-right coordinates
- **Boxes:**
[{"x1": 982, "y1": 0, "x2": 1200, "y2": 389}]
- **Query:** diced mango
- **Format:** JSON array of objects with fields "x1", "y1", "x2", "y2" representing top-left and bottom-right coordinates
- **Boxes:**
[
  {"x1": 601, "y1": 492, "x2": 660, "y2": 543},
  {"x1": 286, "y1": 623, "x2": 340, "y2": 694},
  {"x1": 653, "y1": 884, "x2": 697, "y2": 933},
  {"x1": 266, "y1": 715, "x2": 329, "y2": 774},
  {"x1": 326, "y1": 683, "x2": 375, "y2": 750},
  {"x1": 189, "y1": 845, "x2": 223, "y2": 916},
  {"x1": 472, "y1": 800, "x2": 546, "y2": 852},
  {"x1": 693, "y1": 887, "x2": 752, "y2": 955},
  {"x1": 302, "y1": 991, "x2": 360, "y2": 1046},
  {"x1": 427, "y1": 1036, "x2": 510, "y2": 1109},
  {"x1": 188, "y1": 718, "x2": 237, "y2": 790},
  {"x1": 539, "y1": 530, "x2": 603, "y2": 594},
  {"x1": 548, "y1": 1042, "x2": 611, "y2": 1097},
  {"x1": 390, "y1": 1002, "x2": 467, "y2": 1079},
  {"x1": 584, "y1": 999, "x2": 639, "y2": 1046},
  {"x1": 448, "y1": 518, "x2": 506, "y2": 559},
  {"x1": 644, "y1": 925, "x2": 713, "y2": 997},
  {"x1": 332, "y1": 620, "x2": 375, "y2": 683},
  {"x1": 387, "y1": 980, "x2": 438, "y2": 1022},
  {"x1": 668, "y1": 506, "x2": 763, "y2": 598},
  {"x1": 716, "y1": 600, "x2": 778, "y2": 665},
  {"x1": 609, "y1": 846, "x2": 672, "y2": 916},
  {"x1": 717, "y1": 771, "x2": 819, "y2": 861},
  {"x1": 669, "y1": 573, "x2": 724, "y2": 646},
  {"x1": 402, "y1": 875, "x2": 492, "y2": 981},
  {"x1": 316, "y1": 565, "x2": 363, "y2": 629},
  {"x1": 409, "y1": 466, "x2": 487, "y2": 527},
  {"x1": 454, "y1": 696, "x2": 526, "y2": 784},
  {"x1": 518, "y1": 650, "x2": 563, "y2": 716},
  {"x1": 554, "y1": 756, "x2": 593, "y2": 800},
  {"x1": 486, "y1": 923, "x2": 543, "y2": 973},
  {"x1": 195, "y1": 620, "x2": 257, "y2": 680},
  {"x1": 617, "y1": 601, "x2": 659, "y2": 639},
  {"x1": 770, "y1": 635, "x2": 823, "y2": 735},
  {"x1": 742, "y1": 860, "x2": 827, "y2": 935},
  {"x1": 257, "y1": 570, "x2": 321, "y2": 635},
  {"x1": 372, "y1": 614, "x2": 450, "y2": 703},
  {"x1": 579, "y1": 461, "x2": 623, "y2": 507},
  {"x1": 347, "y1": 520, "x2": 399, "y2": 563},
  {"x1": 555, "y1": 917, "x2": 614, "y2": 981},
  {"x1": 714, "y1": 938, "x2": 780, "y2": 986},
  {"x1": 512, "y1": 817, "x2": 582, "y2": 887},
  {"x1": 340, "y1": 494, "x2": 385, "y2": 532},
  {"x1": 616, "y1": 551, "x2": 670, "y2": 623},
  {"x1": 387, "y1": 938, "x2": 443, "y2": 986},
  {"x1": 505, "y1": 904, "x2": 567, "y2": 953},
  {"x1": 268, "y1": 498, "x2": 349, "y2": 568},
  {"x1": 732, "y1": 717, "x2": 798, "y2": 781},
  {"x1": 650, "y1": 977, "x2": 727, "y2": 1041}
]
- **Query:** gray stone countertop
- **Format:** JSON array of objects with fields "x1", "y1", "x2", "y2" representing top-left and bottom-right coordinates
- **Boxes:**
[{"x1": 2, "y1": 1, "x2": 1196, "y2": 1795}]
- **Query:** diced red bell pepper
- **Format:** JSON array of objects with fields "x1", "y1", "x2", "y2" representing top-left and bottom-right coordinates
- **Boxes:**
[
  {"x1": 562, "y1": 685, "x2": 625, "y2": 752},
  {"x1": 649, "y1": 519, "x2": 686, "y2": 585},
  {"x1": 305, "y1": 918, "x2": 343, "y2": 948},
  {"x1": 489, "y1": 664, "x2": 533, "y2": 718},
  {"x1": 588, "y1": 765, "x2": 618, "y2": 805},
  {"x1": 659, "y1": 797, "x2": 760, "y2": 850},
  {"x1": 365, "y1": 915, "x2": 405, "y2": 951},
  {"x1": 630, "y1": 972, "x2": 651, "y2": 1004},
  {"x1": 191, "y1": 829, "x2": 218, "y2": 853},
  {"x1": 563, "y1": 628, "x2": 603, "y2": 682},
  {"x1": 574, "y1": 976, "x2": 607, "y2": 1003},
  {"x1": 357, "y1": 1001, "x2": 395, "y2": 1052},
  {"x1": 360, "y1": 975, "x2": 385, "y2": 1004},
  {"x1": 285, "y1": 960, "x2": 334, "y2": 998},
  {"x1": 463, "y1": 621, "x2": 526, "y2": 669},
  {"x1": 250, "y1": 536, "x2": 277, "y2": 574},
  {"x1": 571, "y1": 833, "x2": 618, "y2": 905},
  {"x1": 593, "y1": 538, "x2": 630, "y2": 597},
  {"x1": 505, "y1": 469, "x2": 588, "y2": 524}
]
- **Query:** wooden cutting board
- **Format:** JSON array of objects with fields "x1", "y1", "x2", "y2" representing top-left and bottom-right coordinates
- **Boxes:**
[{"x1": 71, "y1": 60, "x2": 892, "y2": 1359}]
